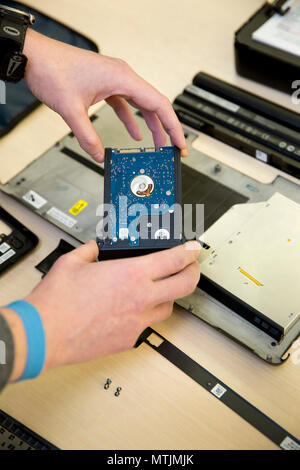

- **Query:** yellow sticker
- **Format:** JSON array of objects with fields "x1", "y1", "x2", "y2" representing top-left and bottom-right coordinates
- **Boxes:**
[{"x1": 69, "y1": 200, "x2": 88, "y2": 216}]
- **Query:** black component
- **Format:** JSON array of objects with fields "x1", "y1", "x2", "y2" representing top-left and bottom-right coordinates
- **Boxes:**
[
  {"x1": 270, "y1": 0, "x2": 293, "y2": 15},
  {"x1": 138, "y1": 328, "x2": 300, "y2": 450},
  {"x1": 8, "y1": 235, "x2": 23, "y2": 249},
  {"x1": 0, "y1": 409, "x2": 58, "y2": 450},
  {"x1": 134, "y1": 327, "x2": 153, "y2": 348},
  {"x1": 0, "y1": 3, "x2": 34, "y2": 82},
  {"x1": 234, "y1": 2, "x2": 300, "y2": 94},
  {"x1": 0, "y1": 52, "x2": 27, "y2": 83},
  {"x1": 114, "y1": 391, "x2": 120, "y2": 397},
  {"x1": 106, "y1": 378, "x2": 112, "y2": 385},
  {"x1": 104, "y1": 384, "x2": 110, "y2": 390},
  {"x1": 199, "y1": 274, "x2": 282, "y2": 342},
  {"x1": 174, "y1": 72, "x2": 300, "y2": 179},
  {"x1": 98, "y1": 147, "x2": 183, "y2": 261},
  {"x1": 98, "y1": 241, "x2": 182, "y2": 261},
  {"x1": 0, "y1": 207, "x2": 38, "y2": 274},
  {"x1": 116, "y1": 387, "x2": 122, "y2": 392},
  {"x1": 181, "y1": 164, "x2": 248, "y2": 231},
  {"x1": 61, "y1": 147, "x2": 104, "y2": 176},
  {"x1": 35, "y1": 239, "x2": 76, "y2": 276}
]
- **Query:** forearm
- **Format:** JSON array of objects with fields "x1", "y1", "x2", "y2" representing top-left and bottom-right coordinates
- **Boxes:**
[{"x1": 0, "y1": 308, "x2": 26, "y2": 383}]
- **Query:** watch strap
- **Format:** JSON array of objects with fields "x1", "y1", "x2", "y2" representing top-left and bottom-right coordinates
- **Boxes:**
[
  {"x1": 0, "y1": 4, "x2": 29, "y2": 51},
  {"x1": 0, "y1": 4, "x2": 34, "y2": 82}
]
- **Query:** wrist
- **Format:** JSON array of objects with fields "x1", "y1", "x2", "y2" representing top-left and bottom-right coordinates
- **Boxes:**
[
  {"x1": 23, "y1": 27, "x2": 37, "y2": 68},
  {"x1": 0, "y1": 308, "x2": 26, "y2": 382}
]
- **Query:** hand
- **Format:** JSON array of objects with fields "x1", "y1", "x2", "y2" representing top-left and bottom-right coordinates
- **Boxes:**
[
  {"x1": 23, "y1": 29, "x2": 188, "y2": 161},
  {"x1": 18, "y1": 240, "x2": 200, "y2": 374}
]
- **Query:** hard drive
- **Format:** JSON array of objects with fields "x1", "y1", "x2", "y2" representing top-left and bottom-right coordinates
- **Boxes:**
[{"x1": 97, "y1": 146, "x2": 182, "y2": 260}]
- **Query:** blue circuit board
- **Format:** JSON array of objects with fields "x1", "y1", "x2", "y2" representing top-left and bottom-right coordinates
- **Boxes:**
[{"x1": 108, "y1": 147, "x2": 177, "y2": 246}]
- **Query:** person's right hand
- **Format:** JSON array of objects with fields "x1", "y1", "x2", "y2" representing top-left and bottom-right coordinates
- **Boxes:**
[
  {"x1": 23, "y1": 29, "x2": 188, "y2": 161},
  {"x1": 19, "y1": 240, "x2": 201, "y2": 375}
]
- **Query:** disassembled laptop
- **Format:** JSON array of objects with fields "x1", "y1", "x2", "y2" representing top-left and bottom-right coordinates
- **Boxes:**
[{"x1": 1, "y1": 101, "x2": 299, "y2": 365}]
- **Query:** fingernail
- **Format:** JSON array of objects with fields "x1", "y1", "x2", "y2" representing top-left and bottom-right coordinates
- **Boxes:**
[
  {"x1": 184, "y1": 240, "x2": 201, "y2": 251},
  {"x1": 180, "y1": 148, "x2": 189, "y2": 158}
]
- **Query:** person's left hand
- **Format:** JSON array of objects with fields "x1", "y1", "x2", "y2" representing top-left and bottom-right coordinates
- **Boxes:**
[{"x1": 23, "y1": 29, "x2": 188, "y2": 162}]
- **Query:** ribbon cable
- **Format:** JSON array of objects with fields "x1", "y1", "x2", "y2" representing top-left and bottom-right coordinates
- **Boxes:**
[{"x1": 138, "y1": 328, "x2": 300, "y2": 450}]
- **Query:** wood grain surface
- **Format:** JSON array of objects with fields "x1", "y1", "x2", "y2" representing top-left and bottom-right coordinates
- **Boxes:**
[{"x1": 0, "y1": 0, "x2": 299, "y2": 450}]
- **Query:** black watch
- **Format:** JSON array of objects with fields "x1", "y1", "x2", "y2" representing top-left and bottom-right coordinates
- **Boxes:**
[{"x1": 0, "y1": 4, "x2": 35, "y2": 83}]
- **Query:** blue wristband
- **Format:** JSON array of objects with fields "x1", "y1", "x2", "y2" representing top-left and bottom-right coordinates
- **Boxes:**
[{"x1": 6, "y1": 300, "x2": 46, "y2": 381}]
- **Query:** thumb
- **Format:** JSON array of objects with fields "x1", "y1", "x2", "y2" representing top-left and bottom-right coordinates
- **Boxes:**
[
  {"x1": 63, "y1": 105, "x2": 105, "y2": 162},
  {"x1": 71, "y1": 240, "x2": 99, "y2": 263}
]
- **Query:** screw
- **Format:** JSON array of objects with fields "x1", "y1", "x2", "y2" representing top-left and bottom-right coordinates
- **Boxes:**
[
  {"x1": 104, "y1": 378, "x2": 112, "y2": 389},
  {"x1": 116, "y1": 387, "x2": 122, "y2": 392},
  {"x1": 115, "y1": 391, "x2": 120, "y2": 397}
]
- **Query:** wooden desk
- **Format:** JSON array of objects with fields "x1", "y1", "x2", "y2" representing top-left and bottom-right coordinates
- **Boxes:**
[{"x1": 0, "y1": 0, "x2": 299, "y2": 450}]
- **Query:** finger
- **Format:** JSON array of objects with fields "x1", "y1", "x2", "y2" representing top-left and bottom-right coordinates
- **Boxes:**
[
  {"x1": 69, "y1": 240, "x2": 99, "y2": 263},
  {"x1": 154, "y1": 261, "x2": 200, "y2": 304},
  {"x1": 138, "y1": 240, "x2": 201, "y2": 280},
  {"x1": 140, "y1": 109, "x2": 167, "y2": 148},
  {"x1": 155, "y1": 101, "x2": 188, "y2": 157},
  {"x1": 124, "y1": 76, "x2": 188, "y2": 156},
  {"x1": 63, "y1": 105, "x2": 105, "y2": 162},
  {"x1": 143, "y1": 301, "x2": 174, "y2": 325},
  {"x1": 106, "y1": 96, "x2": 142, "y2": 141}
]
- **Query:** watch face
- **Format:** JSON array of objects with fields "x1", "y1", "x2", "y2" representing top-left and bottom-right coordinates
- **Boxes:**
[{"x1": 1, "y1": 52, "x2": 27, "y2": 82}]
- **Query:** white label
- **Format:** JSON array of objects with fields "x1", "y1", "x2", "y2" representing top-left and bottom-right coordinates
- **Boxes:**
[
  {"x1": 0, "y1": 242, "x2": 10, "y2": 254},
  {"x1": 119, "y1": 228, "x2": 129, "y2": 240},
  {"x1": 0, "y1": 249, "x2": 16, "y2": 265},
  {"x1": 47, "y1": 207, "x2": 76, "y2": 228},
  {"x1": 256, "y1": 150, "x2": 268, "y2": 163},
  {"x1": 23, "y1": 190, "x2": 47, "y2": 209},
  {"x1": 211, "y1": 383, "x2": 227, "y2": 399},
  {"x1": 186, "y1": 85, "x2": 240, "y2": 113},
  {"x1": 280, "y1": 436, "x2": 300, "y2": 450}
]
